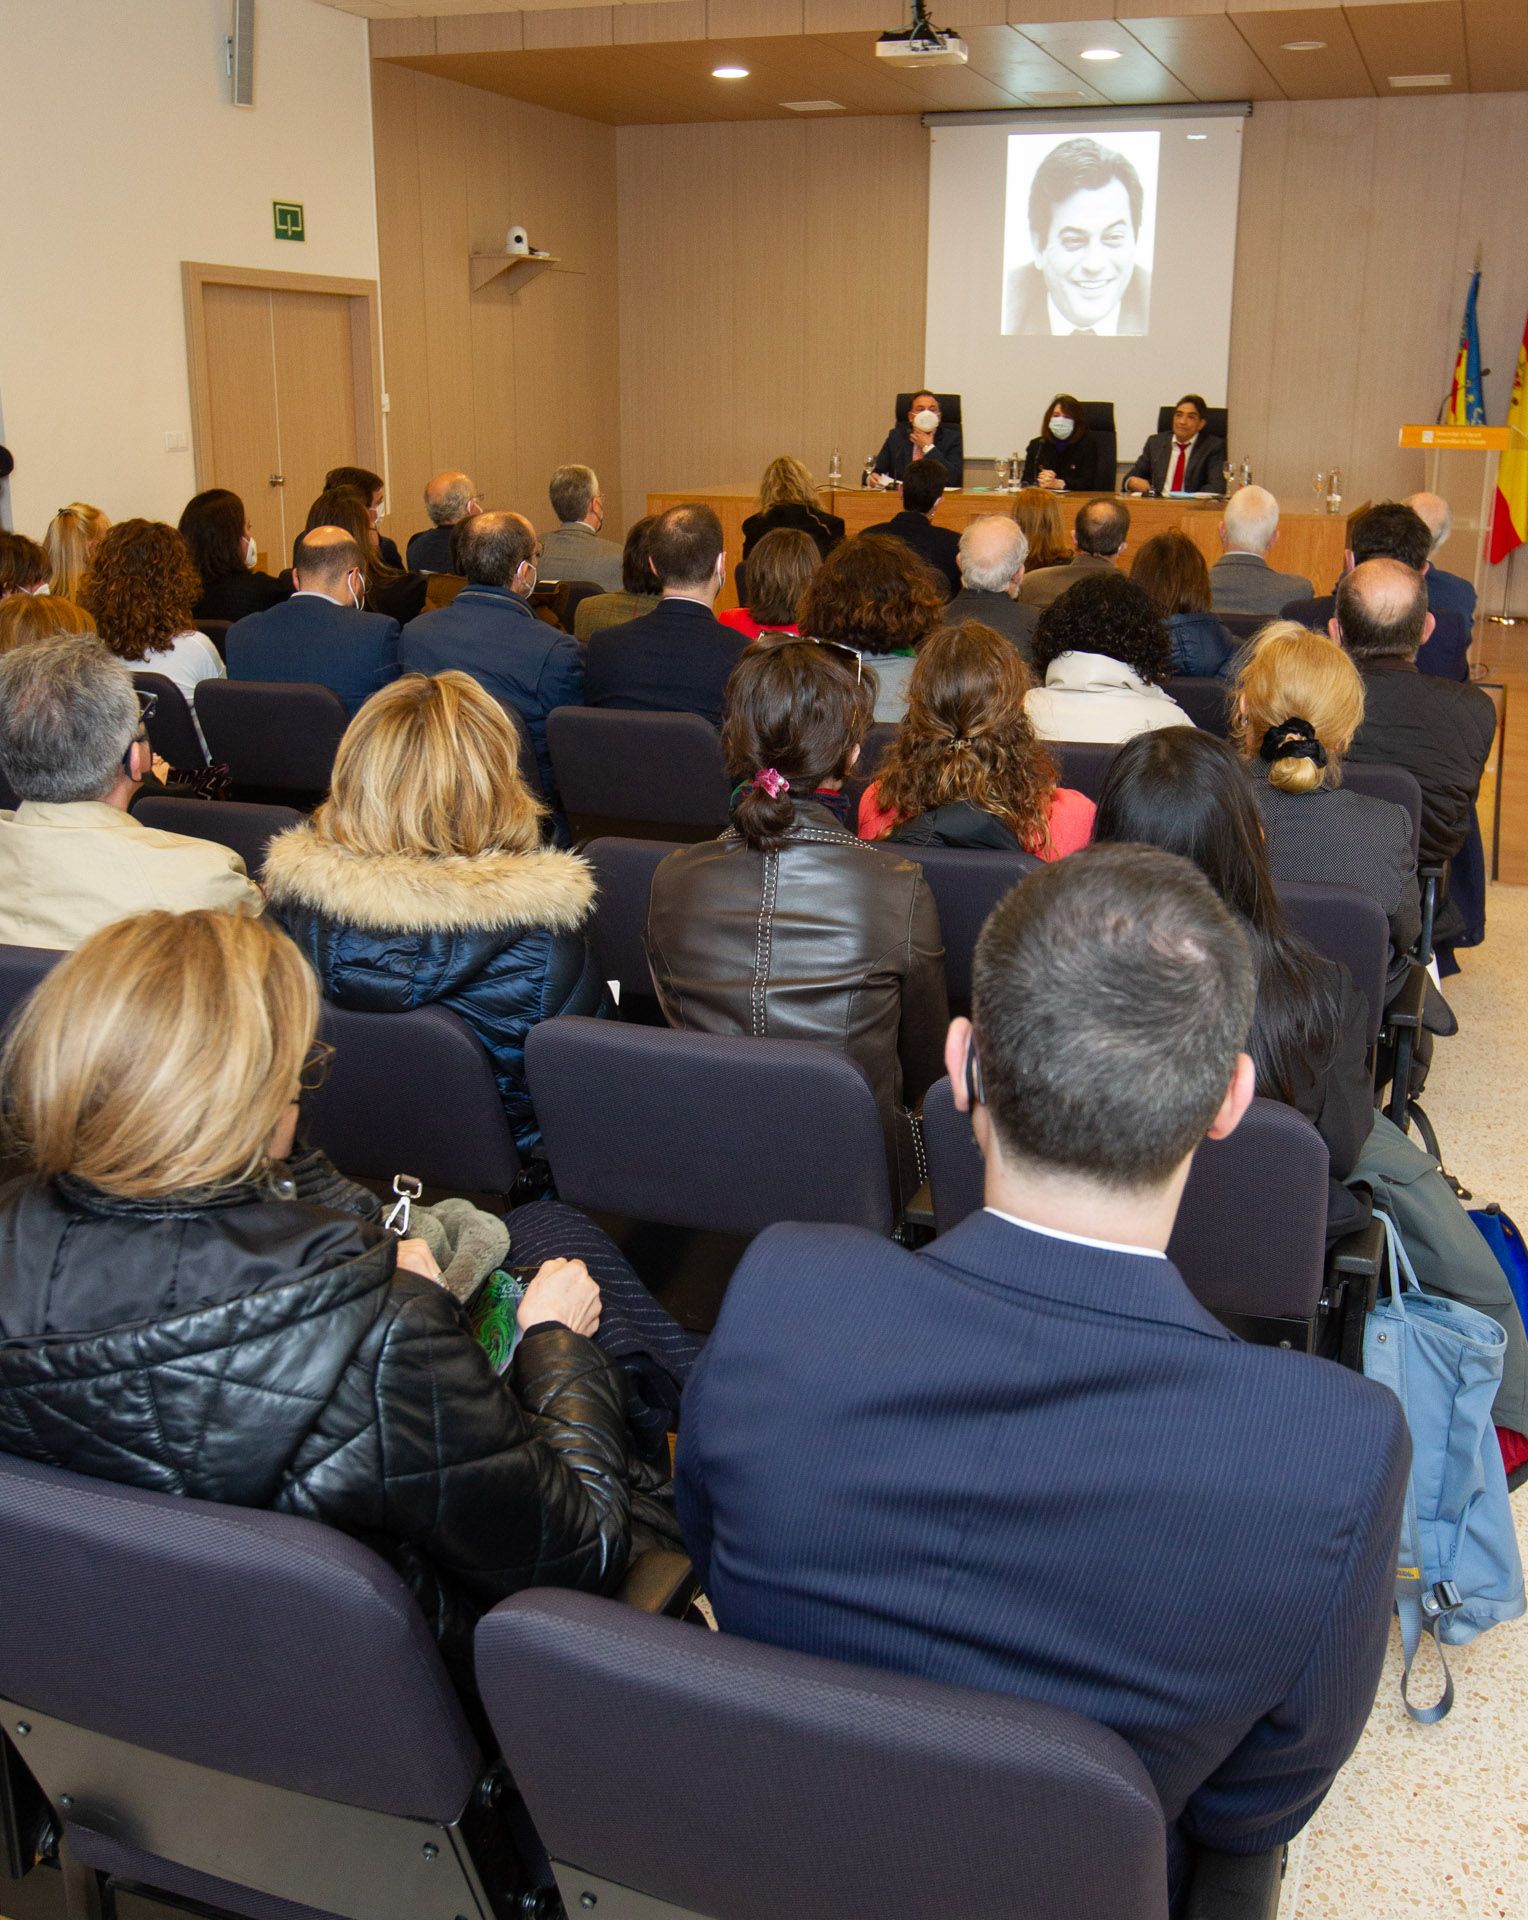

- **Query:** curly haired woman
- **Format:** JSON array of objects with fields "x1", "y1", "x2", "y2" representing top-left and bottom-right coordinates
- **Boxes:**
[
  {"x1": 79, "y1": 518, "x2": 224, "y2": 752},
  {"x1": 796, "y1": 532, "x2": 947, "y2": 722}
]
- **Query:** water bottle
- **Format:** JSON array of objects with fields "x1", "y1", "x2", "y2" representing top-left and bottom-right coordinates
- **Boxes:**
[
  {"x1": 827, "y1": 447, "x2": 842, "y2": 487},
  {"x1": 1010, "y1": 452, "x2": 1022, "y2": 490},
  {"x1": 1326, "y1": 469, "x2": 1343, "y2": 515},
  {"x1": 863, "y1": 454, "x2": 878, "y2": 489},
  {"x1": 1240, "y1": 458, "x2": 1252, "y2": 489}
]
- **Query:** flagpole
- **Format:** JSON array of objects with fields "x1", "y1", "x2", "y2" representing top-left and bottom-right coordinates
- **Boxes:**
[{"x1": 1488, "y1": 548, "x2": 1521, "y2": 627}]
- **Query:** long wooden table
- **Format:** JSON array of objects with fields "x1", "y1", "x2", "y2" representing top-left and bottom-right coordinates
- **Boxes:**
[{"x1": 647, "y1": 486, "x2": 1349, "y2": 614}]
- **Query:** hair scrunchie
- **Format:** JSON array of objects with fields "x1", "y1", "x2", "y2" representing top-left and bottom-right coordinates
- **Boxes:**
[
  {"x1": 751, "y1": 768, "x2": 790, "y2": 798},
  {"x1": 1258, "y1": 717, "x2": 1327, "y2": 770}
]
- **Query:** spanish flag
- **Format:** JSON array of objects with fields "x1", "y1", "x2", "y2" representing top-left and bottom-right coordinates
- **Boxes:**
[
  {"x1": 1489, "y1": 311, "x2": 1528, "y2": 566},
  {"x1": 1447, "y1": 270, "x2": 1486, "y2": 427}
]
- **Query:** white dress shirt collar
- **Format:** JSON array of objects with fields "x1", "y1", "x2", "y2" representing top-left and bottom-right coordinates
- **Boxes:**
[{"x1": 985, "y1": 1206, "x2": 1165, "y2": 1261}]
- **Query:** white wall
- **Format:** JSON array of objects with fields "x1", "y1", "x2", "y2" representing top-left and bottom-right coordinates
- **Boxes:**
[{"x1": 0, "y1": 0, "x2": 380, "y2": 538}]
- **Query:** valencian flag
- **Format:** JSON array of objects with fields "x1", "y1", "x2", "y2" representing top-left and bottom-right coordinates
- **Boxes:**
[
  {"x1": 1488, "y1": 310, "x2": 1528, "y2": 565},
  {"x1": 1446, "y1": 269, "x2": 1486, "y2": 427}
]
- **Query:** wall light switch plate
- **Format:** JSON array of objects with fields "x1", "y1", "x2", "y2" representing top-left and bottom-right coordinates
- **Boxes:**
[{"x1": 164, "y1": 430, "x2": 189, "y2": 452}]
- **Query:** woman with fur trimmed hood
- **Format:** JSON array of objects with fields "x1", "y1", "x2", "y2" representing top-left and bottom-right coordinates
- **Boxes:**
[{"x1": 265, "y1": 671, "x2": 610, "y2": 1158}]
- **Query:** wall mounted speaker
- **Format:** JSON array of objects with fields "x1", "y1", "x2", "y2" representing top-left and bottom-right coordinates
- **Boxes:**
[{"x1": 230, "y1": 0, "x2": 255, "y2": 107}]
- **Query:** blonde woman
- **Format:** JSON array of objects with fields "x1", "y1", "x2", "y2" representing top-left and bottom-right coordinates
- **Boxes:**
[
  {"x1": 741, "y1": 453, "x2": 845, "y2": 563},
  {"x1": 0, "y1": 908, "x2": 678, "y2": 1692},
  {"x1": 1233, "y1": 620, "x2": 1420, "y2": 991},
  {"x1": 45, "y1": 502, "x2": 110, "y2": 600},
  {"x1": 0, "y1": 594, "x2": 96, "y2": 654},
  {"x1": 264, "y1": 671, "x2": 609, "y2": 1156}
]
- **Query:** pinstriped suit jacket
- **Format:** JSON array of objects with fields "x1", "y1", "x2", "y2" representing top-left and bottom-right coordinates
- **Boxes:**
[{"x1": 677, "y1": 1211, "x2": 1408, "y2": 1865}]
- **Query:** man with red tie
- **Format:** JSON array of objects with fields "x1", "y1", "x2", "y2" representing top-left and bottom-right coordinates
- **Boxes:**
[{"x1": 1124, "y1": 395, "x2": 1226, "y2": 497}]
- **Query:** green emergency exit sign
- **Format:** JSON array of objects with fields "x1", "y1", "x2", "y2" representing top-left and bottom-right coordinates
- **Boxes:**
[{"x1": 273, "y1": 201, "x2": 305, "y2": 242}]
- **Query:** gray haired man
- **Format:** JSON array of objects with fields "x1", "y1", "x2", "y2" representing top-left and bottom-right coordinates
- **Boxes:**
[
  {"x1": 539, "y1": 464, "x2": 624, "y2": 592},
  {"x1": 943, "y1": 515, "x2": 1039, "y2": 659}
]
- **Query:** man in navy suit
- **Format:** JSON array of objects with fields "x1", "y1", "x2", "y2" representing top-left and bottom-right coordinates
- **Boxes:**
[
  {"x1": 863, "y1": 457, "x2": 962, "y2": 598},
  {"x1": 401, "y1": 511, "x2": 582, "y2": 801},
  {"x1": 679, "y1": 845, "x2": 1408, "y2": 1897},
  {"x1": 1406, "y1": 490, "x2": 1478, "y2": 626},
  {"x1": 585, "y1": 504, "x2": 746, "y2": 729},
  {"x1": 225, "y1": 527, "x2": 400, "y2": 717}
]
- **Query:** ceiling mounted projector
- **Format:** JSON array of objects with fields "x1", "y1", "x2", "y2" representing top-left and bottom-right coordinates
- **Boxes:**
[{"x1": 876, "y1": 0, "x2": 968, "y2": 66}]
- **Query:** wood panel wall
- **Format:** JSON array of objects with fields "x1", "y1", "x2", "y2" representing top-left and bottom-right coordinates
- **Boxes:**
[{"x1": 370, "y1": 61, "x2": 628, "y2": 547}]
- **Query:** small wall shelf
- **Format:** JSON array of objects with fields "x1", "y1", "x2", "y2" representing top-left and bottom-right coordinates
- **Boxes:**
[{"x1": 469, "y1": 251, "x2": 559, "y2": 293}]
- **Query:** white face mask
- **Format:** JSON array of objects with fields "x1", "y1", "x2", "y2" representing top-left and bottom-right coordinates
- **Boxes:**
[
  {"x1": 1048, "y1": 416, "x2": 1075, "y2": 441},
  {"x1": 243, "y1": 535, "x2": 258, "y2": 569},
  {"x1": 27, "y1": 581, "x2": 50, "y2": 596},
  {"x1": 912, "y1": 409, "x2": 940, "y2": 434},
  {"x1": 347, "y1": 571, "x2": 362, "y2": 610}
]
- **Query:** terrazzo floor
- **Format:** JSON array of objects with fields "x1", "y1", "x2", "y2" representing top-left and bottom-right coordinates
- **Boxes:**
[{"x1": 1285, "y1": 882, "x2": 1528, "y2": 1920}]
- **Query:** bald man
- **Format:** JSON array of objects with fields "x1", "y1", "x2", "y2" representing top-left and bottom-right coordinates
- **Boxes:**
[
  {"x1": 401, "y1": 510, "x2": 581, "y2": 808},
  {"x1": 1334, "y1": 559, "x2": 1496, "y2": 943},
  {"x1": 407, "y1": 470, "x2": 482, "y2": 573},
  {"x1": 1209, "y1": 486, "x2": 1313, "y2": 616},
  {"x1": 1404, "y1": 490, "x2": 1478, "y2": 627},
  {"x1": 225, "y1": 525, "x2": 402, "y2": 716},
  {"x1": 943, "y1": 515, "x2": 1039, "y2": 658}
]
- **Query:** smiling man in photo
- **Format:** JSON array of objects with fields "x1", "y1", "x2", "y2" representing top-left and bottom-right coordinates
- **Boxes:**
[{"x1": 1004, "y1": 136, "x2": 1152, "y2": 337}]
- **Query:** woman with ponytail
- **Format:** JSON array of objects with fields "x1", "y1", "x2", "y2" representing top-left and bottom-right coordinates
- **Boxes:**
[
  {"x1": 859, "y1": 621, "x2": 1094, "y2": 855},
  {"x1": 645, "y1": 637, "x2": 948, "y2": 1205},
  {"x1": 45, "y1": 502, "x2": 110, "y2": 601},
  {"x1": 1233, "y1": 621, "x2": 1420, "y2": 994}
]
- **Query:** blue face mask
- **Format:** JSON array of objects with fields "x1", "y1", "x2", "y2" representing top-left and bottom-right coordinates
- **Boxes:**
[{"x1": 1048, "y1": 416, "x2": 1075, "y2": 441}]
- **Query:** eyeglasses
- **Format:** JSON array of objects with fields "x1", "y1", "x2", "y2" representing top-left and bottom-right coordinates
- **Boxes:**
[
  {"x1": 803, "y1": 636, "x2": 864, "y2": 684},
  {"x1": 134, "y1": 689, "x2": 158, "y2": 725},
  {"x1": 297, "y1": 1041, "x2": 336, "y2": 1094}
]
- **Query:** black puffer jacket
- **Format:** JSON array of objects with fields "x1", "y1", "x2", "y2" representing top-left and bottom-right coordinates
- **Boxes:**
[
  {"x1": 0, "y1": 1171, "x2": 662, "y2": 1688},
  {"x1": 264, "y1": 830, "x2": 611, "y2": 1156}
]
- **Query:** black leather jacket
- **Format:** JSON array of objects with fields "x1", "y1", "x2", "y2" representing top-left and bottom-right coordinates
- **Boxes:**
[
  {"x1": 0, "y1": 1167, "x2": 658, "y2": 1687},
  {"x1": 644, "y1": 800, "x2": 948, "y2": 1197}
]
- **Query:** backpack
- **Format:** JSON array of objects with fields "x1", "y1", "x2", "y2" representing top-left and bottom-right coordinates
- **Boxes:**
[{"x1": 1363, "y1": 1211, "x2": 1526, "y2": 1723}]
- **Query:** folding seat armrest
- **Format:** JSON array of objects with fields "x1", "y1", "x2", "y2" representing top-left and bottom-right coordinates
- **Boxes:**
[
  {"x1": 617, "y1": 1549, "x2": 701, "y2": 1618},
  {"x1": 1381, "y1": 959, "x2": 1428, "y2": 1034},
  {"x1": 1415, "y1": 864, "x2": 1444, "y2": 965},
  {"x1": 1324, "y1": 1213, "x2": 1385, "y2": 1371},
  {"x1": 1179, "y1": 1842, "x2": 1287, "y2": 1920},
  {"x1": 1379, "y1": 961, "x2": 1428, "y2": 1129}
]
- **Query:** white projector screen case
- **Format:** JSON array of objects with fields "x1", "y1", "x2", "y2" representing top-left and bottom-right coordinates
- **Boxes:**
[{"x1": 926, "y1": 111, "x2": 1244, "y2": 468}]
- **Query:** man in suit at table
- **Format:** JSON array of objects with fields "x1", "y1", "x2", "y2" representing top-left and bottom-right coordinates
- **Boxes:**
[
  {"x1": 225, "y1": 526, "x2": 400, "y2": 718},
  {"x1": 864, "y1": 458, "x2": 962, "y2": 598},
  {"x1": 871, "y1": 391, "x2": 965, "y2": 488},
  {"x1": 1281, "y1": 500, "x2": 1472, "y2": 683},
  {"x1": 584, "y1": 504, "x2": 747, "y2": 730},
  {"x1": 1208, "y1": 487, "x2": 1314, "y2": 617},
  {"x1": 1018, "y1": 496, "x2": 1128, "y2": 611},
  {"x1": 1123, "y1": 395, "x2": 1226, "y2": 497},
  {"x1": 678, "y1": 843, "x2": 1408, "y2": 1902},
  {"x1": 1405, "y1": 491, "x2": 1478, "y2": 626},
  {"x1": 943, "y1": 515, "x2": 1038, "y2": 659}
]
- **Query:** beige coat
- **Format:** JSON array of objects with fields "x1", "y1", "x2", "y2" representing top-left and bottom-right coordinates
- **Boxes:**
[
  {"x1": 0, "y1": 800, "x2": 263, "y2": 950},
  {"x1": 1024, "y1": 652, "x2": 1195, "y2": 746}
]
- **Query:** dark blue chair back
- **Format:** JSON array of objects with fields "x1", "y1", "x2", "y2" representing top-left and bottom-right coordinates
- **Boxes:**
[
  {"x1": 1278, "y1": 880, "x2": 1388, "y2": 1049},
  {"x1": 584, "y1": 837, "x2": 673, "y2": 1021},
  {"x1": 922, "y1": 1082, "x2": 1329, "y2": 1345},
  {"x1": 1217, "y1": 611, "x2": 1271, "y2": 644},
  {"x1": 195, "y1": 680, "x2": 349, "y2": 805},
  {"x1": 132, "y1": 671, "x2": 207, "y2": 770},
  {"x1": 525, "y1": 1017, "x2": 894, "y2": 1235},
  {"x1": 1165, "y1": 676, "x2": 1231, "y2": 735},
  {"x1": 1156, "y1": 403, "x2": 1229, "y2": 445},
  {"x1": 1342, "y1": 762, "x2": 1423, "y2": 866},
  {"x1": 131, "y1": 795, "x2": 302, "y2": 880},
  {"x1": 1049, "y1": 742, "x2": 1117, "y2": 801},
  {"x1": 894, "y1": 844, "x2": 1038, "y2": 1004},
  {"x1": 476, "y1": 1587, "x2": 1171, "y2": 1920},
  {"x1": 547, "y1": 708, "x2": 730, "y2": 843},
  {"x1": 0, "y1": 944, "x2": 57, "y2": 1033}
]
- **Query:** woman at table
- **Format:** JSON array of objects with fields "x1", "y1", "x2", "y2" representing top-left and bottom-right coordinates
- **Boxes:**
[{"x1": 1019, "y1": 395, "x2": 1112, "y2": 493}]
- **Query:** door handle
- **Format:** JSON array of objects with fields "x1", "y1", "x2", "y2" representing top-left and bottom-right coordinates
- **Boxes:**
[{"x1": 268, "y1": 473, "x2": 285, "y2": 486}]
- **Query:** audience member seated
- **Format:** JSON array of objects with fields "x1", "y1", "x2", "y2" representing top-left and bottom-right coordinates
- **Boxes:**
[
  {"x1": 266, "y1": 672, "x2": 609, "y2": 1158},
  {"x1": 539, "y1": 464, "x2": 624, "y2": 592},
  {"x1": 871, "y1": 390, "x2": 964, "y2": 488},
  {"x1": 401, "y1": 512, "x2": 578, "y2": 801},
  {"x1": 1012, "y1": 488, "x2": 1071, "y2": 573},
  {"x1": 178, "y1": 488, "x2": 290, "y2": 624},
  {"x1": 1333, "y1": 558, "x2": 1496, "y2": 950},
  {"x1": 44, "y1": 502, "x2": 110, "y2": 602},
  {"x1": 324, "y1": 463, "x2": 403, "y2": 569},
  {"x1": 1233, "y1": 622, "x2": 1420, "y2": 997},
  {"x1": 1405, "y1": 490, "x2": 1477, "y2": 625},
  {"x1": 573, "y1": 514, "x2": 661, "y2": 643},
  {"x1": 79, "y1": 518, "x2": 224, "y2": 754},
  {"x1": 858, "y1": 621, "x2": 1094, "y2": 856},
  {"x1": 289, "y1": 486, "x2": 427, "y2": 628},
  {"x1": 0, "y1": 635, "x2": 260, "y2": 945},
  {"x1": 677, "y1": 843, "x2": 1406, "y2": 1896},
  {"x1": 1282, "y1": 501, "x2": 1471, "y2": 683},
  {"x1": 227, "y1": 526, "x2": 401, "y2": 718},
  {"x1": 863, "y1": 458, "x2": 961, "y2": 598},
  {"x1": 944, "y1": 516, "x2": 1038, "y2": 659},
  {"x1": 796, "y1": 532, "x2": 947, "y2": 724},
  {"x1": 646, "y1": 638, "x2": 946, "y2": 1206},
  {"x1": 0, "y1": 907, "x2": 683, "y2": 1705},
  {"x1": 0, "y1": 531, "x2": 54, "y2": 599},
  {"x1": 1025, "y1": 572, "x2": 1192, "y2": 743},
  {"x1": 1019, "y1": 497, "x2": 1128, "y2": 612},
  {"x1": 1018, "y1": 393, "x2": 1112, "y2": 492},
  {"x1": 1209, "y1": 486, "x2": 1313, "y2": 616},
  {"x1": 740, "y1": 455, "x2": 845, "y2": 563},
  {"x1": 1095, "y1": 729, "x2": 1374, "y2": 1236},
  {"x1": 0, "y1": 594, "x2": 97, "y2": 655},
  {"x1": 584, "y1": 504, "x2": 745, "y2": 729},
  {"x1": 1130, "y1": 530, "x2": 1235, "y2": 679},
  {"x1": 718, "y1": 528, "x2": 816, "y2": 641},
  {"x1": 406, "y1": 469, "x2": 480, "y2": 573}
]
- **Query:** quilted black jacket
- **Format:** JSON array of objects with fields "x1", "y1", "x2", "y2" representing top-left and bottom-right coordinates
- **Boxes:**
[
  {"x1": 263, "y1": 830, "x2": 610, "y2": 1157},
  {"x1": 0, "y1": 1171, "x2": 653, "y2": 1685}
]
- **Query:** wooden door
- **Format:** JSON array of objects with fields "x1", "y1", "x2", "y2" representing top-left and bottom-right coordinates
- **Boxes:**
[
  {"x1": 199, "y1": 283, "x2": 285, "y2": 564},
  {"x1": 270, "y1": 289, "x2": 360, "y2": 541}
]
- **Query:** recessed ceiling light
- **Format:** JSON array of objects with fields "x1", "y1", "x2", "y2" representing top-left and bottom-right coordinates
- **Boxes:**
[
  {"x1": 1389, "y1": 71, "x2": 1451, "y2": 86},
  {"x1": 781, "y1": 99, "x2": 845, "y2": 112},
  {"x1": 1186, "y1": 132, "x2": 1208, "y2": 140},
  {"x1": 712, "y1": 64, "x2": 749, "y2": 79},
  {"x1": 1080, "y1": 47, "x2": 1121, "y2": 60},
  {"x1": 1281, "y1": 39, "x2": 1326, "y2": 50}
]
